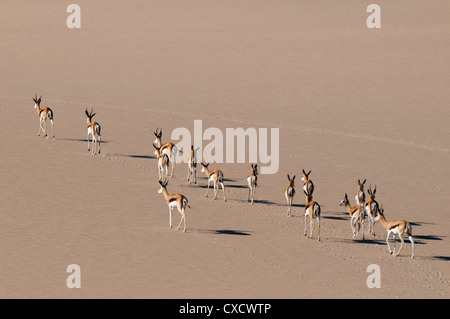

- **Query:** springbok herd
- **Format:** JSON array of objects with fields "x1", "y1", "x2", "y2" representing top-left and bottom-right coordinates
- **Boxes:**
[{"x1": 33, "y1": 95, "x2": 415, "y2": 259}]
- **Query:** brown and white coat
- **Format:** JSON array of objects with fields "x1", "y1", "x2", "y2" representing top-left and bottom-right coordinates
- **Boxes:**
[
  {"x1": 201, "y1": 162, "x2": 226, "y2": 201},
  {"x1": 85, "y1": 108, "x2": 101, "y2": 155},
  {"x1": 33, "y1": 95, "x2": 55, "y2": 139},
  {"x1": 375, "y1": 205, "x2": 414, "y2": 259},
  {"x1": 285, "y1": 174, "x2": 296, "y2": 217},
  {"x1": 153, "y1": 128, "x2": 178, "y2": 177},
  {"x1": 158, "y1": 180, "x2": 190, "y2": 232},
  {"x1": 247, "y1": 164, "x2": 258, "y2": 204},
  {"x1": 339, "y1": 193, "x2": 365, "y2": 240},
  {"x1": 304, "y1": 189, "x2": 321, "y2": 241}
]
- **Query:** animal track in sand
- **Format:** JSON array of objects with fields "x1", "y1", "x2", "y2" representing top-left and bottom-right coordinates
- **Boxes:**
[
  {"x1": 3, "y1": 94, "x2": 448, "y2": 155},
  {"x1": 432, "y1": 186, "x2": 447, "y2": 199}
]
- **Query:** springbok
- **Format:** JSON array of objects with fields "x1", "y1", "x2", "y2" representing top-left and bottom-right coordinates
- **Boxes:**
[
  {"x1": 364, "y1": 185, "x2": 379, "y2": 236},
  {"x1": 187, "y1": 145, "x2": 199, "y2": 185},
  {"x1": 85, "y1": 108, "x2": 101, "y2": 155},
  {"x1": 247, "y1": 164, "x2": 258, "y2": 204},
  {"x1": 301, "y1": 169, "x2": 314, "y2": 202},
  {"x1": 157, "y1": 180, "x2": 190, "y2": 232},
  {"x1": 304, "y1": 189, "x2": 321, "y2": 241},
  {"x1": 285, "y1": 174, "x2": 295, "y2": 217},
  {"x1": 153, "y1": 143, "x2": 170, "y2": 181},
  {"x1": 355, "y1": 179, "x2": 366, "y2": 207},
  {"x1": 153, "y1": 128, "x2": 178, "y2": 177},
  {"x1": 339, "y1": 193, "x2": 364, "y2": 240},
  {"x1": 200, "y1": 162, "x2": 226, "y2": 201},
  {"x1": 374, "y1": 205, "x2": 414, "y2": 259},
  {"x1": 33, "y1": 95, "x2": 55, "y2": 139}
]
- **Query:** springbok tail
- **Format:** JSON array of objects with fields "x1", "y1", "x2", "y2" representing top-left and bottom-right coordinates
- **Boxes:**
[
  {"x1": 406, "y1": 223, "x2": 412, "y2": 236},
  {"x1": 172, "y1": 145, "x2": 178, "y2": 164},
  {"x1": 183, "y1": 197, "x2": 191, "y2": 209},
  {"x1": 315, "y1": 204, "x2": 321, "y2": 218}
]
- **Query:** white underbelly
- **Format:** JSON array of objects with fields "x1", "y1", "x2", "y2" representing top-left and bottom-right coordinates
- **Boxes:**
[{"x1": 169, "y1": 201, "x2": 178, "y2": 209}]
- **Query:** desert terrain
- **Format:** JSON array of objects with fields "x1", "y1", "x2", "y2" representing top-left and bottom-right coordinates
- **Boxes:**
[{"x1": 0, "y1": 0, "x2": 449, "y2": 298}]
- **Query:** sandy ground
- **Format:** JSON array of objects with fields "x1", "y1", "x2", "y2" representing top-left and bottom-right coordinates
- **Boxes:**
[{"x1": 0, "y1": 1, "x2": 449, "y2": 298}]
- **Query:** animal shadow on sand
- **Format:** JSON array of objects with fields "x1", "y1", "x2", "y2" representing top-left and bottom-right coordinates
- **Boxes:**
[
  {"x1": 110, "y1": 154, "x2": 155, "y2": 160},
  {"x1": 192, "y1": 228, "x2": 252, "y2": 236},
  {"x1": 59, "y1": 138, "x2": 110, "y2": 144}
]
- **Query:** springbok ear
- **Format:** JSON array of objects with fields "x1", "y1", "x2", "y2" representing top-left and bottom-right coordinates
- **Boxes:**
[
  {"x1": 287, "y1": 174, "x2": 290, "y2": 181},
  {"x1": 345, "y1": 193, "x2": 348, "y2": 198},
  {"x1": 91, "y1": 113, "x2": 96, "y2": 118},
  {"x1": 373, "y1": 185, "x2": 377, "y2": 195},
  {"x1": 292, "y1": 175, "x2": 296, "y2": 181},
  {"x1": 302, "y1": 169, "x2": 306, "y2": 175},
  {"x1": 38, "y1": 95, "x2": 42, "y2": 103},
  {"x1": 307, "y1": 170, "x2": 312, "y2": 176},
  {"x1": 85, "y1": 109, "x2": 89, "y2": 117},
  {"x1": 362, "y1": 179, "x2": 366, "y2": 185}
]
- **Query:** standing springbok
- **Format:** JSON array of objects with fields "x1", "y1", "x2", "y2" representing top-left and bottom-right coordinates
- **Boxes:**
[
  {"x1": 247, "y1": 164, "x2": 258, "y2": 204},
  {"x1": 364, "y1": 185, "x2": 379, "y2": 236},
  {"x1": 304, "y1": 189, "x2": 321, "y2": 241},
  {"x1": 200, "y1": 162, "x2": 226, "y2": 201},
  {"x1": 187, "y1": 145, "x2": 199, "y2": 185},
  {"x1": 374, "y1": 205, "x2": 414, "y2": 259},
  {"x1": 285, "y1": 174, "x2": 295, "y2": 217},
  {"x1": 301, "y1": 169, "x2": 314, "y2": 202},
  {"x1": 153, "y1": 128, "x2": 178, "y2": 177},
  {"x1": 33, "y1": 95, "x2": 55, "y2": 139},
  {"x1": 153, "y1": 143, "x2": 170, "y2": 181},
  {"x1": 157, "y1": 180, "x2": 190, "y2": 232},
  {"x1": 339, "y1": 193, "x2": 364, "y2": 240},
  {"x1": 85, "y1": 108, "x2": 101, "y2": 155},
  {"x1": 355, "y1": 179, "x2": 366, "y2": 207}
]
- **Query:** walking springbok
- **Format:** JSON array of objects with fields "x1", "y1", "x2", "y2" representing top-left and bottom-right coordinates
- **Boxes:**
[
  {"x1": 33, "y1": 95, "x2": 55, "y2": 139},
  {"x1": 355, "y1": 179, "x2": 366, "y2": 207},
  {"x1": 364, "y1": 185, "x2": 379, "y2": 235},
  {"x1": 187, "y1": 145, "x2": 199, "y2": 185},
  {"x1": 153, "y1": 143, "x2": 170, "y2": 181},
  {"x1": 247, "y1": 164, "x2": 258, "y2": 204},
  {"x1": 301, "y1": 169, "x2": 314, "y2": 202},
  {"x1": 374, "y1": 205, "x2": 414, "y2": 259},
  {"x1": 157, "y1": 180, "x2": 190, "y2": 232},
  {"x1": 85, "y1": 108, "x2": 101, "y2": 155},
  {"x1": 284, "y1": 174, "x2": 295, "y2": 217},
  {"x1": 339, "y1": 193, "x2": 364, "y2": 240},
  {"x1": 153, "y1": 128, "x2": 178, "y2": 177},
  {"x1": 304, "y1": 189, "x2": 321, "y2": 241},
  {"x1": 200, "y1": 162, "x2": 226, "y2": 201}
]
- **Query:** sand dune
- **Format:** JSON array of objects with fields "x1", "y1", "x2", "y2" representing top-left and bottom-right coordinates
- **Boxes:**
[{"x1": 0, "y1": 1, "x2": 449, "y2": 298}]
